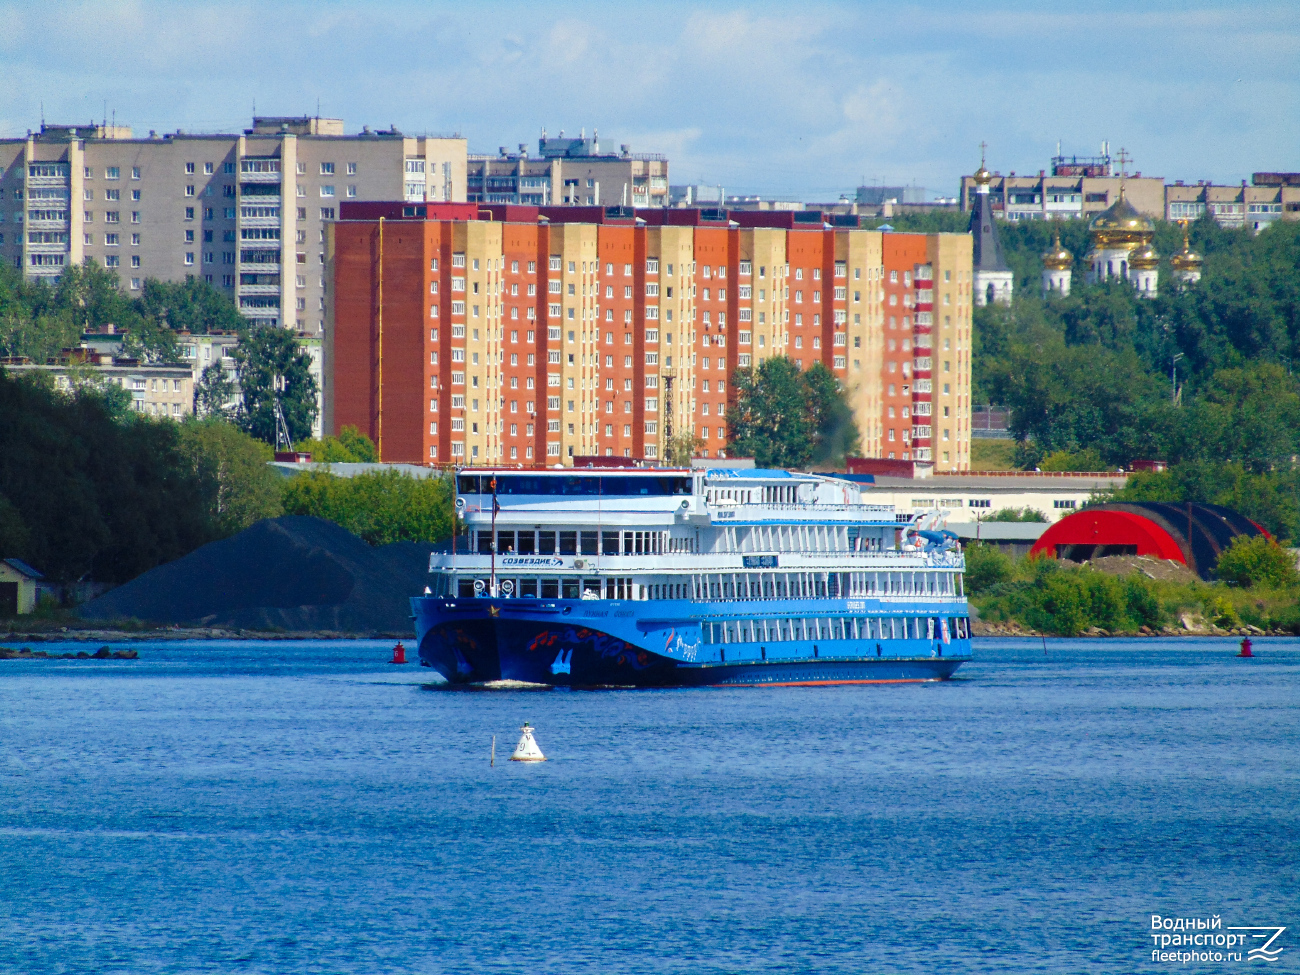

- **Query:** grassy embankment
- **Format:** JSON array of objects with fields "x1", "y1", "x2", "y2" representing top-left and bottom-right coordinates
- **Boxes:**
[
  {"x1": 969, "y1": 439, "x2": 1019, "y2": 472},
  {"x1": 966, "y1": 542, "x2": 1300, "y2": 636}
]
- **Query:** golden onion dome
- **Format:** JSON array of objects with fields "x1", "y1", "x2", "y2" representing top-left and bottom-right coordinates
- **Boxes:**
[
  {"x1": 1128, "y1": 242, "x2": 1160, "y2": 270},
  {"x1": 1042, "y1": 232, "x2": 1073, "y2": 271},
  {"x1": 973, "y1": 163, "x2": 992, "y2": 186},
  {"x1": 1089, "y1": 193, "x2": 1155, "y2": 246},
  {"x1": 1170, "y1": 230, "x2": 1203, "y2": 271}
]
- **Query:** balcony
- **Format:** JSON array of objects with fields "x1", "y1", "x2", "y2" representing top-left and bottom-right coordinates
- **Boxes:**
[{"x1": 239, "y1": 164, "x2": 282, "y2": 184}]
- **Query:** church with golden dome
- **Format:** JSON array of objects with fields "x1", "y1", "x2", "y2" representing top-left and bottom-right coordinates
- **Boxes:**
[
  {"x1": 1169, "y1": 227, "x2": 1203, "y2": 285},
  {"x1": 969, "y1": 149, "x2": 1014, "y2": 306},
  {"x1": 1041, "y1": 231, "x2": 1074, "y2": 295},
  {"x1": 1085, "y1": 190, "x2": 1160, "y2": 297}
]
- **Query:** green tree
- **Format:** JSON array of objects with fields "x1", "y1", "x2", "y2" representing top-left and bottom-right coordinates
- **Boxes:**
[
  {"x1": 729, "y1": 357, "x2": 815, "y2": 468},
  {"x1": 176, "y1": 419, "x2": 284, "y2": 536},
  {"x1": 193, "y1": 363, "x2": 237, "y2": 419},
  {"x1": 0, "y1": 368, "x2": 212, "y2": 584},
  {"x1": 280, "y1": 469, "x2": 454, "y2": 545},
  {"x1": 337, "y1": 425, "x2": 379, "y2": 461},
  {"x1": 1039, "y1": 447, "x2": 1106, "y2": 472},
  {"x1": 803, "y1": 361, "x2": 861, "y2": 466},
  {"x1": 233, "y1": 327, "x2": 319, "y2": 446},
  {"x1": 665, "y1": 429, "x2": 704, "y2": 466},
  {"x1": 963, "y1": 542, "x2": 1012, "y2": 594},
  {"x1": 294, "y1": 425, "x2": 380, "y2": 463},
  {"x1": 987, "y1": 506, "x2": 1047, "y2": 523},
  {"x1": 728, "y1": 357, "x2": 859, "y2": 468},
  {"x1": 1215, "y1": 535, "x2": 1299, "y2": 589},
  {"x1": 136, "y1": 278, "x2": 246, "y2": 334}
]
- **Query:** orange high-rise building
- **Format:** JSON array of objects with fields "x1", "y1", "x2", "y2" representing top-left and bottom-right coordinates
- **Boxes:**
[{"x1": 327, "y1": 204, "x2": 973, "y2": 470}]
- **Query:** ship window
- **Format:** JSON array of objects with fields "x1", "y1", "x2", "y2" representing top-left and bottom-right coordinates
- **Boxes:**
[
  {"x1": 458, "y1": 577, "x2": 475, "y2": 597},
  {"x1": 559, "y1": 531, "x2": 578, "y2": 555},
  {"x1": 602, "y1": 531, "x2": 621, "y2": 555},
  {"x1": 477, "y1": 532, "x2": 494, "y2": 554},
  {"x1": 580, "y1": 531, "x2": 598, "y2": 556},
  {"x1": 520, "y1": 578, "x2": 538, "y2": 597},
  {"x1": 583, "y1": 578, "x2": 601, "y2": 597},
  {"x1": 541, "y1": 578, "x2": 559, "y2": 598},
  {"x1": 517, "y1": 532, "x2": 535, "y2": 555},
  {"x1": 562, "y1": 578, "x2": 580, "y2": 599},
  {"x1": 496, "y1": 531, "x2": 516, "y2": 554},
  {"x1": 538, "y1": 531, "x2": 557, "y2": 555}
]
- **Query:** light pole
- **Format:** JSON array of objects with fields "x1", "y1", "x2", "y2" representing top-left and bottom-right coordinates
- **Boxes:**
[{"x1": 1171, "y1": 353, "x2": 1184, "y2": 405}]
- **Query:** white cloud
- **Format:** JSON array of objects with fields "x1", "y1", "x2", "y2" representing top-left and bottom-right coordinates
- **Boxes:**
[{"x1": 1, "y1": 0, "x2": 1295, "y2": 197}]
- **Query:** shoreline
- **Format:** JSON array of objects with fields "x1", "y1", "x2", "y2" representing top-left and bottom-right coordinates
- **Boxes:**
[
  {"x1": 972, "y1": 620, "x2": 1283, "y2": 638},
  {"x1": 0, "y1": 625, "x2": 411, "y2": 643}
]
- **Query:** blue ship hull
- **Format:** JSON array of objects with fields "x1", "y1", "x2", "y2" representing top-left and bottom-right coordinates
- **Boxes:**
[{"x1": 411, "y1": 596, "x2": 970, "y2": 688}]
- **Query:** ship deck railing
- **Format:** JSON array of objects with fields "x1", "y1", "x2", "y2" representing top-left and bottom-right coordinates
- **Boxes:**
[
  {"x1": 706, "y1": 501, "x2": 897, "y2": 517},
  {"x1": 430, "y1": 550, "x2": 963, "y2": 566}
]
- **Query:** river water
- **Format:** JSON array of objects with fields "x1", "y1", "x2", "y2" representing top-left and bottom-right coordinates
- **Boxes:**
[{"x1": 1, "y1": 637, "x2": 1296, "y2": 974}]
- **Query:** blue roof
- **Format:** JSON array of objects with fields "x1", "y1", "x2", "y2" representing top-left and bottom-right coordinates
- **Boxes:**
[
  {"x1": 3, "y1": 558, "x2": 44, "y2": 579},
  {"x1": 706, "y1": 468, "x2": 810, "y2": 479}
]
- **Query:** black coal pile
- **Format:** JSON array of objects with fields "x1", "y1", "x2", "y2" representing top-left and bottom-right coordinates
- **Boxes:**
[{"x1": 79, "y1": 517, "x2": 438, "y2": 634}]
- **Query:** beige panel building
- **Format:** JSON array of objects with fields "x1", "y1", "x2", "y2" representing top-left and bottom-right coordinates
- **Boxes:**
[
  {"x1": 926, "y1": 234, "x2": 975, "y2": 470},
  {"x1": 0, "y1": 351, "x2": 194, "y2": 418},
  {"x1": 468, "y1": 132, "x2": 668, "y2": 208},
  {"x1": 0, "y1": 118, "x2": 467, "y2": 337},
  {"x1": 841, "y1": 229, "x2": 885, "y2": 458}
]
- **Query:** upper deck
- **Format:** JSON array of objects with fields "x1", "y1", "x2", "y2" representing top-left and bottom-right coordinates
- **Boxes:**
[{"x1": 454, "y1": 467, "x2": 898, "y2": 528}]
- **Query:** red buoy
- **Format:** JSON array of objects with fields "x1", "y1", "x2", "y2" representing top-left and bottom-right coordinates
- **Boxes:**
[
  {"x1": 1238, "y1": 636, "x2": 1253, "y2": 658},
  {"x1": 391, "y1": 642, "x2": 407, "y2": 665}
]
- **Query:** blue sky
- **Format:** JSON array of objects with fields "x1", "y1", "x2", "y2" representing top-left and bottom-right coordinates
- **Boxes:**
[{"x1": 2, "y1": 0, "x2": 1295, "y2": 200}]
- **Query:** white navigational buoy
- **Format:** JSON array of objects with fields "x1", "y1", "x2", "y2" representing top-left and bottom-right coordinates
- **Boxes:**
[{"x1": 509, "y1": 722, "x2": 546, "y2": 762}]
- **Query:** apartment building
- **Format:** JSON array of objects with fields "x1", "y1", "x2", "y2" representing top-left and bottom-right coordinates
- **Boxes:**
[
  {"x1": 960, "y1": 152, "x2": 1300, "y2": 230},
  {"x1": 0, "y1": 117, "x2": 467, "y2": 335},
  {"x1": 1165, "y1": 175, "x2": 1300, "y2": 231},
  {"x1": 77, "y1": 325, "x2": 325, "y2": 436},
  {"x1": 0, "y1": 348, "x2": 194, "y2": 418},
  {"x1": 960, "y1": 172, "x2": 1165, "y2": 222},
  {"x1": 327, "y1": 203, "x2": 973, "y2": 471},
  {"x1": 467, "y1": 131, "x2": 668, "y2": 208}
]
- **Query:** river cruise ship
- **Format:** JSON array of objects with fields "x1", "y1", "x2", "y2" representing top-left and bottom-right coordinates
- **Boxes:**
[{"x1": 412, "y1": 467, "x2": 971, "y2": 687}]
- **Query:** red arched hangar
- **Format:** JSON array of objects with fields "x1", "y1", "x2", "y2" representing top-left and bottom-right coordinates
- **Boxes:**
[{"x1": 1029, "y1": 502, "x2": 1268, "y2": 580}]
